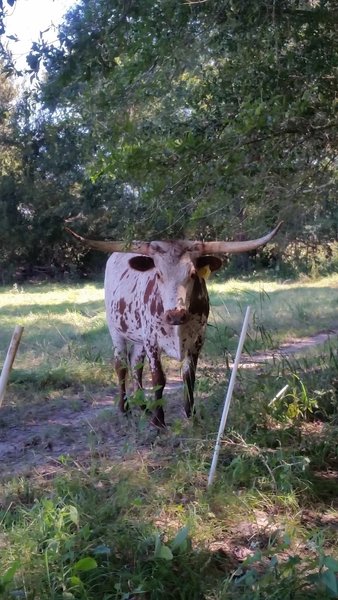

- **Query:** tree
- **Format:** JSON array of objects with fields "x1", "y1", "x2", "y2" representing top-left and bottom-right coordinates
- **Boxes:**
[
  {"x1": 32, "y1": 0, "x2": 337, "y2": 244},
  {"x1": 0, "y1": 0, "x2": 20, "y2": 76},
  {"x1": 1, "y1": 1, "x2": 337, "y2": 281},
  {"x1": 0, "y1": 67, "x2": 26, "y2": 281}
]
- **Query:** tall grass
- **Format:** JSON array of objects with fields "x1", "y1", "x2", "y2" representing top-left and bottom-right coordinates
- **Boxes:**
[{"x1": 207, "y1": 273, "x2": 338, "y2": 353}]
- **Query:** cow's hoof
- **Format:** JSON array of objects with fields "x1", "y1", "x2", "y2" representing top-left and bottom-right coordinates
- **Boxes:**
[
  {"x1": 150, "y1": 416, "x2": 166, "y2": 429},
  {"x1": 184, "y1": 401, "x2": 195, "y2": 419},
  {"x1": 119, "y1": 399, "x2": 130, "y2": 413}
]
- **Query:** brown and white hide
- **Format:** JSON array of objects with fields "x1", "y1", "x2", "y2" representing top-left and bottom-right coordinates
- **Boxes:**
[
  {"x1": 66, "y1": 223, "x2": 282, "y2": 427},
  {"x1": 104, "y1": 242, "x2": 221, "y2": 427}
]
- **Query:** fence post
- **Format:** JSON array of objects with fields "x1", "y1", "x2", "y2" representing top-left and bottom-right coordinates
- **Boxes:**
[
  {"x1": 0, "y1": 326, "x2": 24, "y2": 407},
  {"x1": 208, "y1": 307, "x2": 251, "y2": 487}
]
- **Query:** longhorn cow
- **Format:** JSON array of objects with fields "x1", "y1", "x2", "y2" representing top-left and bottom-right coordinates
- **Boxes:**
[{"x1": 67, "y1": 224, "x2": 282, "y2": 427}]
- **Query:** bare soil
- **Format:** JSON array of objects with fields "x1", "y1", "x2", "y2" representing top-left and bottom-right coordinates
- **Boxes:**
[
  {"x1": 0, "y1": 385, "x2": 188, "y2": 480},
  {"x1": 0, "y1": 327, "x2": 337, "y2": 480}
]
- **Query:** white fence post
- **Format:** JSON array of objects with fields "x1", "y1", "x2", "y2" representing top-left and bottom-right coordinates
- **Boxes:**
[
  {"x1": 208, "y1": 307, "x2": 251, "y2": 487},
  {"x1": 0, "y1": 326, "x2": 24, "y2": 407}
]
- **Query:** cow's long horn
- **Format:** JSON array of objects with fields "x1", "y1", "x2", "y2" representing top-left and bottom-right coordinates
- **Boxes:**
[
  {"x1": 195, "y1": 222, "x2": 283, "y2": 254},
  {"x1": 65, "y1": 227, "x2": 151, "y2": 255}
]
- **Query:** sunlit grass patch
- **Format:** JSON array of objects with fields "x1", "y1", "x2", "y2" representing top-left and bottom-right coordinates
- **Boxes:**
[
  {"x1": 0, "y1": 283, "x2": 109, "y2": 389},
  {"x1": 207, "y1": 273, "x2": 338, "y2": 353}
]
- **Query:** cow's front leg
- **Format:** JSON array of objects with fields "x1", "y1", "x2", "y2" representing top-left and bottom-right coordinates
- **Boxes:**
[
  {"x1": 183, "y1": 346, "x2": 201, "y2": 418},
  {"x1": 129, "y1": 345, "x2": 147, "y2": 410},
  {"x1": 113, "y1": 340, "x2": 129, "y2": 413},
  {"x1": 115, "y1": 356, "x2": 128, "y2": 412},
  {"x1": 148, "y1": 353, "x2": 166, "y2": 428}
]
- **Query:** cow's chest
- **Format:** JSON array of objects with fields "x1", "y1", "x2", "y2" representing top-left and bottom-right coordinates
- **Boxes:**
[{"x1": 154, "y1": 314, "x2": 207, "y2": 361}]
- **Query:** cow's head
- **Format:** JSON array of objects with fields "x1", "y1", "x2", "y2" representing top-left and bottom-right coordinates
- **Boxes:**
[
  {"x1": 66, "y1": 223, "x2": 282, "y2": 325},
  {"x1": 127, "y1": 243, "x2": 223, "y2": 325}
]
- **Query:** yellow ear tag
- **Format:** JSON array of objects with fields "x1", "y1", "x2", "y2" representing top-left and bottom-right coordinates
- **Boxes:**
[{"x1": 197, "y1": 265, "x2": 211, "y2": 280}]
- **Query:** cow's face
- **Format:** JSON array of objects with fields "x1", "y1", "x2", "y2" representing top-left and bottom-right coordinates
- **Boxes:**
[{"x1": 129, "y1": 242, "x2": 222, "y2": 325}]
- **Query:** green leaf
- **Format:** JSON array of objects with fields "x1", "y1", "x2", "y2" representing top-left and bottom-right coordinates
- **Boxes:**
[
  {"x1": 154, "y1": 533, "x2": 162, "y2": 557},
  {"x1": 287, "y1": 402, "x2": 300, "y2": 419},
  {"x1": 283, "y1": 534, "x2": 292, "y2": 548},
  {"x1": 157, "y1": 545, "x2": 173, "y2": 561},
  {"x1": 1, "y1": 561, "x2": 20, "y2": 584},
  {"x1": 324, "y1": 556, "x2": 338, "y2": 572},
  {"x1": 320, "y1": 569, "x2": 338, "y2": 595},
  {"x1": 170, "y1": 526, "x2": 190, "y2": 552},
  {"x1": 154, "y1": 533, "x2": 173, "y2": 560},
  {"x1": 93, "y1": 544, "x2": 111, "y2": 556},
  {"x1": 269, "y1": 555, "x2": 279, "y2": 568},
  {"x1": 285, "y1": 555, "x2": 301, "y2": 568},
  {"x1": 68, "y1": 506, "x2": 79, "y2": 526},
  {"x1": 132, "y1": 388, "x2": 146, "y2": 405},
  {"x1": 73, "y1": 557, "x2": 97, "y2": 572},
  {"x1": 243, "y1": 550, "x2": 262, "y2": 565}
]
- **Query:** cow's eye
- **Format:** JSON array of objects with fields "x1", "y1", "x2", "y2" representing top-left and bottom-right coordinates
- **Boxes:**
[{"x1": 156, "y1": 272, "x2": 164, "y2": 282}]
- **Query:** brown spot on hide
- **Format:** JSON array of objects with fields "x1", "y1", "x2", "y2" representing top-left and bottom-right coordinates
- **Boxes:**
[
  {"x1": 118, "y1": 298, "x2": 127, "y2": 314},
  {"x1": 120, "y1": 316, "x2": 128, "y2": 332},
  {"x1": 120, "y1": 269, "x2": 129, "y2": 280},
  {"x1": 115, "y1": 298, "x2": 128, "y2": 332},
  {"x1": 189, "y1": 278, "x2": 209, "y2": 317},
  {"x1": 150, "y1": 294, "x2": 164, "y2": 317},
  {"x1": 161, "y1": 327, "x2": 167, "y2": 336},
  {"x1": 157, "y1": 297, "x2": 164, "y2": 314},
  {"x1": 144, "y1": 277, "x2": 156, "y2": 303}
]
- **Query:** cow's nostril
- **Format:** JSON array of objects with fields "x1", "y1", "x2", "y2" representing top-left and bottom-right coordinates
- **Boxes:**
[
  {"x1": 179, "y1": 313, "x2": 188, "y2": 324},
  {"x1": 165, "y1": 310, "x2": 188, "y2": 325}
]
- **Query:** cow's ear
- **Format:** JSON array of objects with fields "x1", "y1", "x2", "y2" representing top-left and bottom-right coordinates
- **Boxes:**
[
  {"x1": 129, "y1": 256, "x2": 155, "y2": 271},
  {"x1": 196, "y1": 256, "x2": 222, "y2": 278}
]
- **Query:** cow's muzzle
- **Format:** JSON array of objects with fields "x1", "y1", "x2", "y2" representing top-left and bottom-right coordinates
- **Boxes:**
[{"x1": 165, "y1": 309, "x2": 189, "y2": 326}]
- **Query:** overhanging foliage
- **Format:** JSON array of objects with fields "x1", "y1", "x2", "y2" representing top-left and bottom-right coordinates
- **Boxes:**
[{"x1": 0, "y1": 0, "x2": 337, "y2": 280}]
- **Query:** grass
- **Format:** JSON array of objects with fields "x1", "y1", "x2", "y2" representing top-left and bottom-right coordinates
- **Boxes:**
[
  {"x1": 207, "y1": 273, "x2": 338, "y2": 354},
  {"x1": 1, "y1": 273, "x2": 337, "y2": 381},
  {"x1": 0, "y1": 273, "x2": 338, "y2": 599},
  {"x1": 0, "y1": 282, "x2": 112, "y2": 393}
]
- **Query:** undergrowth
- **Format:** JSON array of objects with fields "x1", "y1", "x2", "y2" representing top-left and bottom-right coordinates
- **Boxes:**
[{"x1": 0, "y1": 277, "x2": 338, "y2": 598}]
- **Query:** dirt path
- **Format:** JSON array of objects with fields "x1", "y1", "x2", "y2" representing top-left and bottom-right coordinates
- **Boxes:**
[
  {"x1": 0, "y1": 387, "x2": 188, "y2": 480},
  {"x1": 0, "y1": 327, "x2": 337, "y2": 480},
  {"x1": 240, "y1": 326, "x2": 338, "y2": 368}
]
